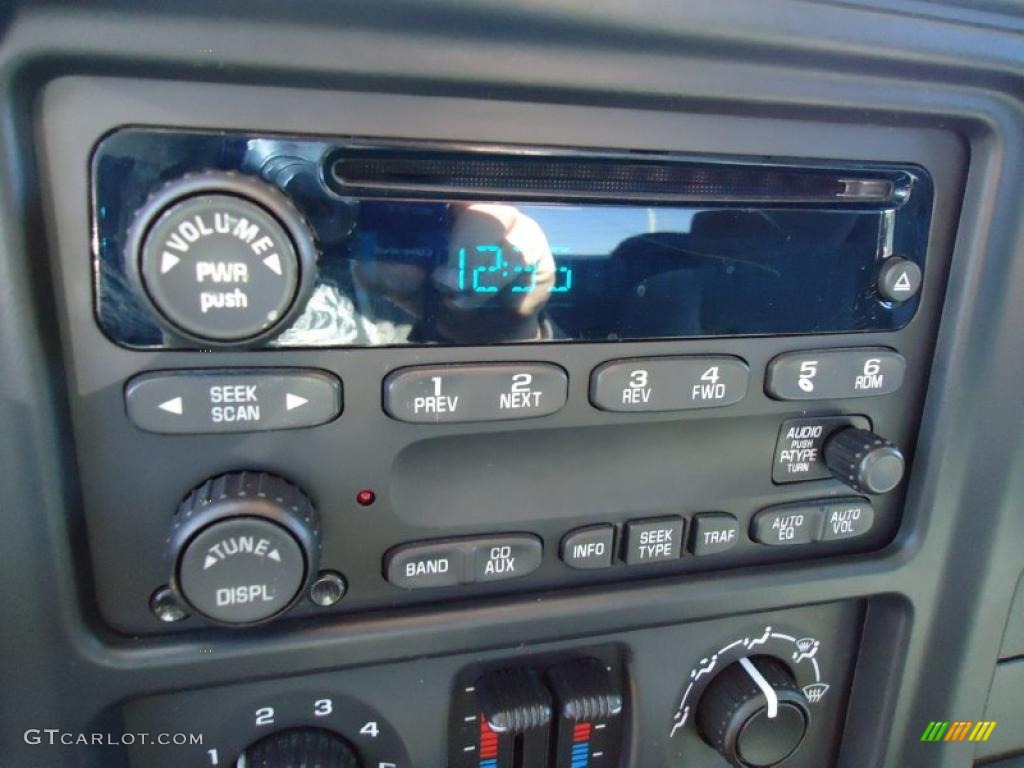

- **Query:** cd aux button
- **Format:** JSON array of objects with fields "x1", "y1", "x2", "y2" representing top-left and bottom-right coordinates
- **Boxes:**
[
  {"x1": 765, "y1": 348, "x2": 906, "y2": 400},
  {"x1": 125, "y1": 368, "x2": 342, "y2": 434},
  {"x1": 383, "y1": 363, "x2": 567, "y2": 424},
  {"x1": 590, "y1": 356, "x2": 749, "y2": 413}
]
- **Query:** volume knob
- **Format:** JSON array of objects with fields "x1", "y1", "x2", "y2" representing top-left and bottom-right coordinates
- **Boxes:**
[
  {"x1": 824, "y1": 427, "x2": 905, "y2": 495},
  {"x1": 169, "y1": 471, "x2": 321, "y2": 625}
]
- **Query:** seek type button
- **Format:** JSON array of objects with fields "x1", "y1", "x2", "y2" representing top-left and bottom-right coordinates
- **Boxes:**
[
  {"x1": 384, "y1": 363, "x2": 568, "y2": 424},
  {"x1": 774, "y1": 415, "x2": 870, "y2": 483},
  {"x1": 622, "y1": 517, "x2": 684, "y2": 565},
  {"x1": 125, "y1": 368, "x2": 342, "y2": 434},
  {"x1": 751, "y1": 504, "x2": 823, "y2": 546}
]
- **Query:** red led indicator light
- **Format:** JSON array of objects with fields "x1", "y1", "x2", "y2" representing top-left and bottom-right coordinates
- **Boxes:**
[{"x1": 356, "y1": 489, "x2": 376, "y2": 507}]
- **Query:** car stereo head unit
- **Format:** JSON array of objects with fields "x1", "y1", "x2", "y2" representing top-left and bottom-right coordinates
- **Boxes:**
[{"x1": 92, "y1": 129, "x2": 932, "y2": 349}]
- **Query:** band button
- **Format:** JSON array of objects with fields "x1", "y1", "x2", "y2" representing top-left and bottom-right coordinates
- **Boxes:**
[{"x1": 384, "y1": 542, "x2": 465, "y2": 590}]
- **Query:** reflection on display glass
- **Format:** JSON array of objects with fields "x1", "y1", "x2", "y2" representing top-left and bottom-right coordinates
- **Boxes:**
[{"x1": 92, "y1": 131, "x2": 930, "y2": 348}]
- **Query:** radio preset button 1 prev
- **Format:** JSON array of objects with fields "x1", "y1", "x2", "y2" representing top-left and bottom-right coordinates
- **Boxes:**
[
  {"x1": 590, "y1": 356, "x2": 749, "y2": 413},
  {"x1": 765, "y1": 348, "x2": 906, "y2": 400},
  {"x1": 125, "y1": 369, "x2": 342, "y2": 434},
  {"x1": 383, "y1": 363, "x2": 568, "y2": 423}
]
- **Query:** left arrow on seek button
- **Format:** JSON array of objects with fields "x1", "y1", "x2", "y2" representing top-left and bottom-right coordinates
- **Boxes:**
[{"x1": 158, "y1": 396, "x2": 184, "y2": 415}]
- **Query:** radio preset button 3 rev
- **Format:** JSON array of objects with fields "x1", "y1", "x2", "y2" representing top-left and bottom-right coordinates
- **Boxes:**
[
  {"x1": 621, "y1": 517, "x2": 685, "y2": 565},
  {"x1": 590, "y1": 356, "x2": 749, "y2": 412},
  {"x1": 384, "y1": 363, "x2": 568, "y2": 423},
  {"x1": 765, "y1": 348, "x2": 906, "y2": 400},
  {"x1": 125, "y1": 369, "x2": 342, "y2": 433},
  {"x1": 385, "y1": 534, "x2": 543, "y2": 589}
]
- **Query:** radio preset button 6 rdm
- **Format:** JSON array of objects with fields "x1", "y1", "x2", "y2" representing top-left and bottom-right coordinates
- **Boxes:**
[{"x1": 765, "y1": 348, "x2": 906, "y2": 400}]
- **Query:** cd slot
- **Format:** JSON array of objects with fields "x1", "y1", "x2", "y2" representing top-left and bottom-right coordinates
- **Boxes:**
[{"x1": 326, "y1": 147, "x2": 902, "y2": 205}]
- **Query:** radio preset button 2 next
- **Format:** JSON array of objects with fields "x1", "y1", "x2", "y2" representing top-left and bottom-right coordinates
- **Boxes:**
[
  {"x1": 591, "y1": 356, "x2": 749, "y2": 413},
  {"x1": 384, "y1": 363, "x2": 568, "y2": 423},
  {"x1": 765, "y1": 348, "x2": 906, "y2": 400},
  {"x1": 385, "y1": 534, "x2": 543, "y2": 589},
  {"x1": 621, "y1": 517, "x2": 685, "y2": 565},
  {"x1": 125, "y1": 369, "x2": 342, "y2": 434}
]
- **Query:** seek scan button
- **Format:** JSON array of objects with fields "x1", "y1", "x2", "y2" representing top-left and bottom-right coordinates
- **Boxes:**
[
  {"x1": 622, "y1": 517, "x2": 684, "y2": 565},
  {"x1": 561, "y1": 526, "x2": 615, "y2": 570}
]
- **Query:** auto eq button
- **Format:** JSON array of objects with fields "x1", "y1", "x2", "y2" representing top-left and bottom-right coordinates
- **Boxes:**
[
  {"x1": 590, "y1": 356, "x2": 748, "y2": 412},
  {"x1": 125, "y1": 369, "x2": 342, "y2": 434},
  {"x1": 751, "y1": 503, "x2": 823, "y2": 546},
  {"x1": 384, "y1": 363, "x2": 567, "y2": 423},
  {"x1": 765, "y1": 348, "x2": 906, "y2": 400}
]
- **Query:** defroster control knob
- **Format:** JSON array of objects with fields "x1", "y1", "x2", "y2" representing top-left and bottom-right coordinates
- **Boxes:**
[
  {"x1": 824, "y1": 427, "x2": 906, "y2": 495},
  {"x1": 169, "y1": 471, "x2": 321, "y2": 625},
  {"x1": 696, "y1": 656, "x2": 810, "y2": 768}
]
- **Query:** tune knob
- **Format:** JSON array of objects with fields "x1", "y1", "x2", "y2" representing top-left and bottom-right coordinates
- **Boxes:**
[
  {"x1": 127, "y1": 173, "x2": 318, "y2": 346},
  {"x1": 169, "y1": 471, "x2": 321, "y2": 625},
  {"x1": 240, "y1": 727, "x2": 360, "y2": 768},
  {"x1": 824, "y1": 427, "x2": 905, "y2": 494},
  {"x1": 696, "y1": 656, "x2": 810, "y2": 768}
]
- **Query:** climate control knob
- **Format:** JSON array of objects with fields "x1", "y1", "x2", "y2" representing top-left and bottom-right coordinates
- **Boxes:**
[
  {"x1": 169, "y1": 471, "x2": 321, "y2": 625},
  {"x1": 824, "y1": 427, "x2": 905, "y2": 494},
  {"x1": 240, "y1": 727, "x2": 360, "y2": 767},
  {"x1": 696, "y1": 656, "x2": 810, "y2": 768}
]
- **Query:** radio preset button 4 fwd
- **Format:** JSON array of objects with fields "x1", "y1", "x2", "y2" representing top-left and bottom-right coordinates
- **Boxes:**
[
  {"x1": 384, "y1": 363, "x2": 568, "y2": 423},
  {"x1": 590, "y1": 356, "x2": 749, "y2": 413},
  {"x1": 765, "y1": 348, "x2": 906, "y2": 400}
]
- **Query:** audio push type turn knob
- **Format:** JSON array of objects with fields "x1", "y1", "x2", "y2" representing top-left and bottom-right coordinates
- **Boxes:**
[
  {"x1": 696, "y1": 656, "x2": 811, "y2": 768},
  {"x1": 169, "y1": 471, "x2": 321, "y2": 625},
  {"x1": 127, "y1": 173, "x2": 318, "y2": 346},
  {"x1": 240, "y1": 727, "x2": 360, "y2": 768},
  {"x1": 824, "y1": 427, "x2": 906, "y2": 495}
]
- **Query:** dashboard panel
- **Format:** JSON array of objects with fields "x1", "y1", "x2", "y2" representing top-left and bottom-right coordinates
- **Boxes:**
[{"x1": 2, "y1": 2, "x2": 1024, "y2": 768}]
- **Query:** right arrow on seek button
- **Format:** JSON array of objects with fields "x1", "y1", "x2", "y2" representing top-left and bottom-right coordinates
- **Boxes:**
[{"x1": 285, "y1": 393, "x2": 308, "y2": 411}]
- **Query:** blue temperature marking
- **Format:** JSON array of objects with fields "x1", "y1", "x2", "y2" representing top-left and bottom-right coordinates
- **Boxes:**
[
  {"x1": 571, "y1": 742, "x2": 590, "y2": 768},
  {"x1": 460, "y1": 244, "x2": 574, "y2": 294},
  {"x1": 480, "y1": 761, "x2": 498, "y2": 768}
]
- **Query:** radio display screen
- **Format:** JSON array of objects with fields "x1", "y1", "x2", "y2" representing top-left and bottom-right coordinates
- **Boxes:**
[{"x1": 93, "y1": 131, "x2": 931, "y2": 348}]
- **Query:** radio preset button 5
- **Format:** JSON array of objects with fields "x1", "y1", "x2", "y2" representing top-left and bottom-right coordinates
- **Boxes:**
[
  {"x1": 622, "y1": 517, "x2": 684, "y2": 565},
  {"x1": 383, "y1": 363, "x2": 568, "y2": 423},
  {"x1": 751, "y1": 503, "x2": 823, "y2": 546},
  {"x1": 561, "y1": 525, "x2": 616, "y2": 570},
  {"x1": 765, "y1": 348, "x2": 906, "y2": 400},
  {"x1": 125, "y1": 368, "x2": 342, "y2": 434},
  {"x1": 590, "y1": 356, "x2": 749, "y2": 413}
]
